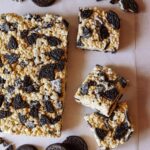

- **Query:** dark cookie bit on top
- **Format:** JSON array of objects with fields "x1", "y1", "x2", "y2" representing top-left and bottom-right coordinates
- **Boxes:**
[
  {"x1": 110, "y1": 0, "x2": 139, "y2": 13},
  {"x1": 114, "y1": 122, "x2": 129, "y2": 140},
  {"x1": 46, "y1": 36, "x2": 62, "y2": 46},
  {"x1": 107, "y1": 10, "x2": 120, "y2": 30},
  {"x1": 119, "y1": 0, "x2": 139, "y2": 13},
  {"x1": 44, "y1": 100, "x2": 55, "y2": 113},
  {"x1": 13, "y1": 94, "x2": 29, "y2": 109},
  {"x1": 45, "y1": 48, "x2": 64, "y2": 61},
  {"x1": 7, "y1": 36, "x2": 18, "y2": 50},
  {"x1": 0, "y1": 110, "x2": 12, "y2": 119},
  {"x1": 4, "y1": 53, "x2": 19, "y2": 64},
  {"x1": 29, "y1": 101, "x2": 40, "y2": 118},
  {"x1": 95, "y1": 128, "x2": 108, "y2": 140},
  {"x1": 39, "y1": 63, "x2": 55, "y2": 81},
  {"x1": 22, "y1": 75, "x2": 38, "y2": 93},
  {"x1": 80, "y1": 8, "x2": 93, "y2": 19}
]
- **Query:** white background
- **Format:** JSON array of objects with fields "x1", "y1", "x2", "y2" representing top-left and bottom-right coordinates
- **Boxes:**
[{"x1": 0, "y1": 0, "x2": 148, "y2": 149}]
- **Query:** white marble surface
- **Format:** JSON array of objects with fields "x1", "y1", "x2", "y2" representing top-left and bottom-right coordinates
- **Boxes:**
[{"x1": 0, "y1": 0, "x2": 146, "y2": 149}]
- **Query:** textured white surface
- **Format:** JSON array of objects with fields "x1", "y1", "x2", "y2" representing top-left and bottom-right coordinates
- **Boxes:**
[{"x1": 0, "y1": 0, "x2": 140, "y2": 150}]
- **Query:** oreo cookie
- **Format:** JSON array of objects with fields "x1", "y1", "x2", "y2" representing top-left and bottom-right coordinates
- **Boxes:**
[
  {"x1": 46, "y1": 143, "x2": 67, "y2": 150},
  {"x1": 17, "y1": 144, "x2": 38, "y2": 150},
  {"x1": 32, "y1": 0, "x2": 56, "y2": 7},
  {"x1": 63, "y1": 136, "x2": 88, "y2": 150}
]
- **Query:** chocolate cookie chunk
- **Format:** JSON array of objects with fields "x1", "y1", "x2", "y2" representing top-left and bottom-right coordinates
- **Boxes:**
[
  {"x1": 63, "y1": 136, "x2": 88, "y2": 150},
  {"x1": 46, "y1": 143, "x2": 67, "y2": 150},
  {"x1": 32, "y1": 0, "x2": 56, "y2": 7},
  {"x1": 17, "y1": 144, "x2": 38, "y2": 150}
]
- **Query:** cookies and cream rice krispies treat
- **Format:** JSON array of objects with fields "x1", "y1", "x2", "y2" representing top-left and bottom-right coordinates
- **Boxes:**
[
  {"x1": 84, "y1": 102, "x2": 134, "y2": 150},
  {"x1": 74, "y1": 65, "x2": 128, "y2": 117},
  {"x1": 0, "y1": 13, "x2": 69, "y2": 137},
  {"x1": 77, "y1": 7, "x2": 120, "y2": 53}
]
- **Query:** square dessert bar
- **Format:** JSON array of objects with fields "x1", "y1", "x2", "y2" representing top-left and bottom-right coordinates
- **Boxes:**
[
  {"x1": 84, "y1": 102, "x2": 134, "y2": 150},
  {"x1": 77, "y1": 7, "x2": 120, "y2": 53},
  {"x1": 0, "y1": 13, "x2": 69, "y2": 137},
  {"x1": 74, "y1": 65, "x2": 128, "y2": 117}
]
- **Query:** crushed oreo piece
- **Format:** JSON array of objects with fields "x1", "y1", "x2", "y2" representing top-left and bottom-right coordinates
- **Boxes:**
[
  {"x1": 99, "y1": 24, "x2": 109, "y2": 40},
  {"x1": 0, "y1": 95, "x2": 5, "y2": 107},
  {"x1": 49, "y1": 115, "x2": 61, "y2": 124},
  {"x1": 46, "y1": 36, "x2": 62, "y2": 46},
  {"x1": 80, "y1": 9, "x2": 93, "y2": 19},
  {"x1": 118, "y1": 76, "x2": 127, "y2": 88},
  {"x1": 45, "y1": 49, "x2": 64, "y2": 61},
  {"x1": 29, "y1": 101, "x2": 40, "y2": 118},
  {"x1": 107, "y1": 11, "x2": 120, "y2": 30},
  {"x1": 119, "y1": 0, "x2": 139, "y2": 13},
  {"x1": 0, "y1": 76, "x2": 6, "y2": 87},
  {"x1": 95, "y1": 128, "x2": 108, "y2": 140},
  {"x1": 7, "y1": 86, "x2": 15, "y2": 94},
  {"x1": 51, "y1": 79, "x2": 62, "y2": 94},
  {"x1": 114, "y1": 122, "x2": 129, "y2": 140},
  {"x1": 0, "y1": 110, "x2": 12, "y2": 119},
  {"x1": 39, "y1": 63, "x2": 55, "y2": 81},
  {"x1": 20, "y1": 30, "x2": 29, "y2": 39},
  {"x1": 7, "y1": 36, "x2": 18, "y2": 50},
  {"x1": 18, "y1": 113, "x2": 27, "y2": 125},
  {"x1": 13, "y1": 94, "x2": 29, "y2": 109},
  {"x1": 4, "y1": 53, "x2": 19, "y2": 64},
  {"x1": 26, "y1": 33, "x2": 39, "y2": 45},
  {"x1": 44, "y1": 100, "x2": 55, "y2": 113},
  {"x1": 62, "y1": 19, "x2": 69, "y2": 28},
  {"x1": 40, "y1": 115, "x2": 50, "y2": 126},
  {"x1": 56, "y1": 61, "x2": 65, "y2": 71},
  {"x1": 80, "y1": 83, "x2": 89, "y2": 95},
  {"x1": 103, "y1": 88, "x2": 119, "y2": 100},
  {"x1": 82, "y1": 27, "x2": 93, "y2": 38},
  {"x1": 0, "y1": 58, "x2": 3, "y2": 67},
  {"x1": 77, "y1": 37, "x2": 84, "y2": 47},
  {"x1": 22, "y1": 75, "x2": 38, "y2": 93}
]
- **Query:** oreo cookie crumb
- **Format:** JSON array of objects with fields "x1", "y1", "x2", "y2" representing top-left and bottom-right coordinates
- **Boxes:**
[{"x1": 7, "y1": 36, "x2": 18, "y2": 50}]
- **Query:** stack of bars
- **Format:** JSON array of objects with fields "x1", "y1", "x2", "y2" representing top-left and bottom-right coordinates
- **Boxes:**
[{"x1": 74, "y1": 65, "x2": 134, "y2": 149}]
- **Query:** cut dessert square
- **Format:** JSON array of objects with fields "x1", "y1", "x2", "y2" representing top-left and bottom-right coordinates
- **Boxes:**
[
  {"x1": 77, "y1": 7, "x2": 120, "y2": 53},
  {"x1": 84, "y1": 102, "x2": 134, "y2": 150},
  {"x1": 74, "y1": 65, "x2": 128, "y2": 117},
  {"x1": 0, "y1": 13, "x2": 69, "y2": 137}
]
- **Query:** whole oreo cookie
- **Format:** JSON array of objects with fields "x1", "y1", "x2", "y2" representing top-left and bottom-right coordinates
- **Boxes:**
[
  {"x1": 46, "y1": 143, "x2": 67, "y2": 150},
  {"x1": 17, "y1": 144, "x2": 38, "y2": 150},
  {"x1": 63, "y1": 136, "x2": 88, "y2": 150},
  {"x1": 32, "y1": 0, "x2": 56, "y2": 7}
]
